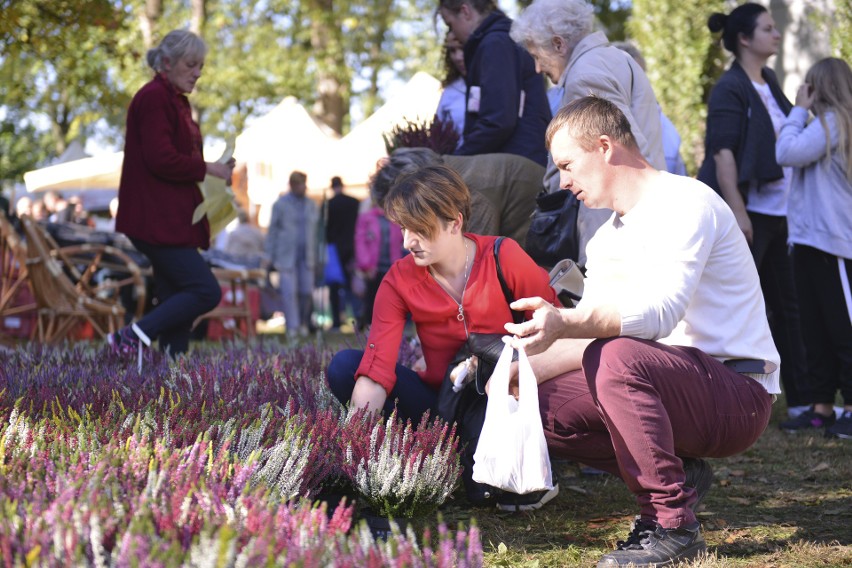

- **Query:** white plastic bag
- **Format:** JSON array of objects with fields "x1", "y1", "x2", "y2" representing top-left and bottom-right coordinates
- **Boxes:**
[{"x1": 472, "y1": 339, "x2": 553, "y2": 494}]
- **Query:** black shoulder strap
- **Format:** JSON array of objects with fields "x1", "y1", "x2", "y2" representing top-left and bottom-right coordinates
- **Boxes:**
[{"x1": 493, "y1": 237, "x2": 525, "y2": 325}]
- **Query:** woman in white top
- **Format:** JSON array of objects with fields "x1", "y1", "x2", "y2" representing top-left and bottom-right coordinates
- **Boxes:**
[
  {"x1": 697, "y1": 3, "x2": 809, "y2": 419},
  {"x1": 436, "y1": 31, "x2": 467, "y2": 149},
  {"x1": 776, "y1": 57, "x2": 852, "y2": 438}
]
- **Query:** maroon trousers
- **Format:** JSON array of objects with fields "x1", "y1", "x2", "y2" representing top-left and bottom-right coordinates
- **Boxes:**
[{"x1": 539, "y1": 337, "x2": 773, "y2": 529}]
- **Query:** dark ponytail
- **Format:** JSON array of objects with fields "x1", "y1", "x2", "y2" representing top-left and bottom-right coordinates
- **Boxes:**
[{"x1": 707, "y1": 2, "x2": 767, "y2": 57}]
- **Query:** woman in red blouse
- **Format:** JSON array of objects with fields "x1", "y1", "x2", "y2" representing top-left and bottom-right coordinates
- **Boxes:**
[
  {"x1": 327, "y1": 165, "x2": 556, "y2": 422},
  {"x1": 111, "y1": 29, "x2": 234, "y2": 357}
]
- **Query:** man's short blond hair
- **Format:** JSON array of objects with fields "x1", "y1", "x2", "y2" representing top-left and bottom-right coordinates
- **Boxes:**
[{"x1": 545, "y1": 96, "x2": 639, "y2": 152}]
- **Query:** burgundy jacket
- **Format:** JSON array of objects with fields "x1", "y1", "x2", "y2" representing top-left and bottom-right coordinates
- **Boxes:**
[{"x1": 116, "y1": 74, "x2": 209, "y2": 248}]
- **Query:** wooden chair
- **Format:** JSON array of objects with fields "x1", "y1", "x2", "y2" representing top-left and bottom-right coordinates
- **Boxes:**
[
  {"x1": 0, "y1": 212, "x2": 37, "y2": 343},
  {"x1": 39, "y1": 222, "x2": 147, "y2": 321},
  {"x1": 193, "y1": 267, "x2": 265, "y2": 339},
  {"x1": 20, "y1": 216, "x2": 127, "y2": 343}
]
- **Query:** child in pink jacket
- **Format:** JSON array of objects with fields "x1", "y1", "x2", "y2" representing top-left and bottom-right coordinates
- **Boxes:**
[{"x1": 354, "y1": 204, "x2": 404, "y2": 329}]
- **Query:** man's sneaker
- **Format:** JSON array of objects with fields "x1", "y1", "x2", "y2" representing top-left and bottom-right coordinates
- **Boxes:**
[
  {"x1": 495, "y1": 483, "x2": 559, "y2": 512},
  {"x1": 597, "y1": 518, "x2": 705, "y2": 567},
  {"x1": 825, "y1": 410, "x2": 852, "y2": 440},
  {"x1": 683, "y1": 458, "x2": 714, "y2": 513},
  {"x1": 779, "y1": 409, "x2": 836, "y2": 433}
]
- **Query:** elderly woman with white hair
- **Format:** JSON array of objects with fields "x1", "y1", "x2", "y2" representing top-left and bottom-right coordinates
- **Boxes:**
[
  {"x1": 510, "y1": 0, "x2": 665, "y2": 267},
  {"x1": 112, "y1": 29, "x2": 234, "y2": 358}
]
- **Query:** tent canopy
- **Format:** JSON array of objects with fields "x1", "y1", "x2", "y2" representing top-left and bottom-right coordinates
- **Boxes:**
[
  {"x1": 23, "y1": 152, "x2": 124, "y2": 194},
  {"x1": 239, "y1": 72, "x2": 441, "y2": 210}
]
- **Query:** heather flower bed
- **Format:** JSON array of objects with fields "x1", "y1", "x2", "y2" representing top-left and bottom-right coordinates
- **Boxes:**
[{"x1": 0, "y1": 342, "x2": 480, "y2": 567}]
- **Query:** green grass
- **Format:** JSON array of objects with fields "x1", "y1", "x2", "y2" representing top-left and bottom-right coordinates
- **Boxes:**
[
  {"x1": 436, "y1": 402, "x2": 852, "y2": 567},
  {"x1": 264, "y1": 330, "x2": 852, "y2": 567}
]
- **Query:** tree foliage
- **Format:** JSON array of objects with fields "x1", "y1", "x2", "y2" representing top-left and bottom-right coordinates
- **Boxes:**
[
  {"x1": 0, "y1": 0, "x2": 129, "y2": 177},
  {"x1": 0, "y1": 0, "x2": 444, "y2": 189},
  {"x1": 829, "y1": 0, "x2": 852, "y2": 61},
  {"x1": 628, "y1": 0, "x2": 726, "y2": 174}
]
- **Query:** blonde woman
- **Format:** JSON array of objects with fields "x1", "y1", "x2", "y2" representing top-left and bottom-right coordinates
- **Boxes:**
[{"x1": 776, "y1": 57, "x2": 852, "y2": 438}]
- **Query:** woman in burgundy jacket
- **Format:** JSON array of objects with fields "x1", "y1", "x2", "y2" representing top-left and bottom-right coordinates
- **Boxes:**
[{"x1": 111, "y1": 29, "x2": 234, "y2": 357}]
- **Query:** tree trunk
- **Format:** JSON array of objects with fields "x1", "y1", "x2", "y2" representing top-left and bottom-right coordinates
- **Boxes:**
[
  {"x1": 310, "y1": 0, "x2": 348, "y2": 135},
  {"x1": 362, "y1": 0, "x2": 392, "y2": 118},
  {"x1": 138, "y1": 0, "x2": 161, "y2": 50},
  {"x1": 189, "y1": 0, "x2": 205, "y2": 36}
]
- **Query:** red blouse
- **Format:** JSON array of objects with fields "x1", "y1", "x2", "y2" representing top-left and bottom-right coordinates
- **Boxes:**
[
  {"x1": 356, "y1": 234, "x2": 556, "y2": 394},
  {"x1": 116, "y1": 74, "x2": 209, "y2": 248}
]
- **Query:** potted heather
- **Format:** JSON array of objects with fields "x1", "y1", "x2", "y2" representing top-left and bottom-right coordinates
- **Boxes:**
[
  {"x1": 383, "y1": 116, "x2": 460, "y2": 155},
  {"x1": 344, "y1": 410, "x2": 462, "y2": 539}
]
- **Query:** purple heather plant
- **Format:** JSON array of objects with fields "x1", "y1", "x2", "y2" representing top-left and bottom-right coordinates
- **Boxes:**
[
  {"x1": 0, "y1": 344, "x2": 481, "y2": 565},
  {"x1": 383, "y1": 116, "x2": 461, "y2": 156},
  {"x1": 346, "y1": 411, "x2": 462, "y2": 519}
]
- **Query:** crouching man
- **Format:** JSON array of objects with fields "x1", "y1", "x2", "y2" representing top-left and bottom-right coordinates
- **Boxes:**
[{"x1": 504, "y1": 96, "x2": 780, "y2": 568}]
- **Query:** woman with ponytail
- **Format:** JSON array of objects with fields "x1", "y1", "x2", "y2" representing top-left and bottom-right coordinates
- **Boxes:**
[{"x1": 697, "y1": 3, "x2": 810, "y2": 421}]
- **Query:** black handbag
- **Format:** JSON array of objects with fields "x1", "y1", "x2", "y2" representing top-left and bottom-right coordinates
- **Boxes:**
[
  {"x1": 436, "y1": 237, "x2": 524, "y2": 505},
  {"x1": 524, "y1": 189, "x2": 581, "y2": 269}
]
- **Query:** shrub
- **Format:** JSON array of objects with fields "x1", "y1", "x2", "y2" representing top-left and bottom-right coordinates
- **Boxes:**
[
  {"x1": 347, "y1": 411, "x2": 462, "y2": 519},
  {"x1": 0, "y1": 344, "x2": 479, "y2": 565}
]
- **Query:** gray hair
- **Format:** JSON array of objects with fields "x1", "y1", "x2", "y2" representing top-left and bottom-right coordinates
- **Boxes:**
[
  {"x1": 146, "y1": 30, "x2": 207, "y2": 72},
  {"x1": 612, "y1": 41, "x2": 647, "y2": 71},
  {"x1": 510, "y1": 0, "x2": 595, "y2": 52},
  {"x1": 370, "y1": 148, "x2": 444, "y2": 207}
]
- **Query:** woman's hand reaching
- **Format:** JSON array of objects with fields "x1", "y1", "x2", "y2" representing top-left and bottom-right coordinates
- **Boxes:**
[{"x1": 794, "y1": 82, "x2": 814, "y2": 111}]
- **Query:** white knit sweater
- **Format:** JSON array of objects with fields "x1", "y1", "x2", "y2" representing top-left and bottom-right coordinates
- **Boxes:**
[{"x1": 580, "y1": 172, "x2": 781, "y2": 394}]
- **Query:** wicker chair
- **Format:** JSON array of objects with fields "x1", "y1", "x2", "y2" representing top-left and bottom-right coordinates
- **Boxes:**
[
  {"x1": 20, "y1": 216, "x2": 127, "y2": 343},
  {"x1": 0, "y1": 212, "x2": 36, "y2": 342}
]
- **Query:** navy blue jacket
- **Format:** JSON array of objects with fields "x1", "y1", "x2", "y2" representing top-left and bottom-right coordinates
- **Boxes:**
[
  {"x1": 456, "y1": 10, "x2": 550, "y2": 167},
  {"x1": 697, "y1": 61, "x2": 792, "y2": 203}
]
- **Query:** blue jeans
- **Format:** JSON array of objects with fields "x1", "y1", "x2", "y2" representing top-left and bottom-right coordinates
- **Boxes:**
[
  {"x1": 131, "y1": 239, "x2": 222, "y2": 355},
  {"x1": 326, "y1": 349, "x2": 438, "y2": 423}
]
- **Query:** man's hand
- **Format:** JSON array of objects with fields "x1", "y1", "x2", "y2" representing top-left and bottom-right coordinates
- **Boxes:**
[
  {"x1": 504, "y1": 297, "x2": 566, "y2": 355},
  {"x1": 484, "y1": 359, "x2": 519, "y2": 399}
]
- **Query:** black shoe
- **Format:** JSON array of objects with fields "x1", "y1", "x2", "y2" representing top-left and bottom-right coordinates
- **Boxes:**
[
  {"x1": 683, "y1": 458, "x2": 714, "y2": 512},
  {"x1": 825, "y1": 410, "x2": 852, "y2": 439},
  {"x1": 779, "y1": 409, "x2": 836, "y2": 433},
  {"x1": 597, "y1": 518, "x2": 705, "y2": 567},
  {"x1": 495, "y1": 483, "x2": 559, "y2": 512}
]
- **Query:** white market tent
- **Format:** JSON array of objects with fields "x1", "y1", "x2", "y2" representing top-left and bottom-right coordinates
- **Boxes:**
[
  {"x1": 23, "y1": 149, "x2": 123, "y2": 194},
  {"x1": 234, "y1": 96, "x2": 340, "y2": 226},
  {"x1": 332, "y1": 71, "x2": 443, "y2": 188},
  {"x1": 21, "y1": 143, "x2": 123, "y2": 211},
  {"x1": 236, "y1": 72, "x2": 442, "y2": 226}
]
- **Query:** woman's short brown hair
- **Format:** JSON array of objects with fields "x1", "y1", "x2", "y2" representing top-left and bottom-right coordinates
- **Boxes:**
[{"x1": 383, "y1": 164, "x2": 471, "y2": 240}]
